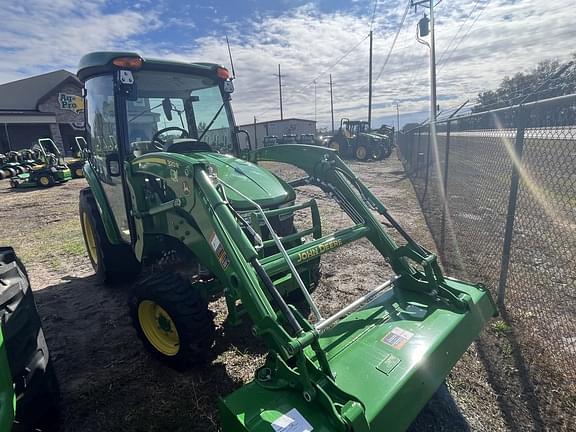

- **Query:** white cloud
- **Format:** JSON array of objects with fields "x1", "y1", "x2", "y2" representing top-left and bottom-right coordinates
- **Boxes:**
[
  {"x1": 0, "y1": 0, "x2": 573, "y2": 128},
  {"x1": 0, "y1": 0, "x2": 157, "y2": 82}
]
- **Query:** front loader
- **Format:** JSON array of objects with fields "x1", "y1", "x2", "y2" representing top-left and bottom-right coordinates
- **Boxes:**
[{"x1": 77, "y1": 52, "x2": 496, "y2": 431}]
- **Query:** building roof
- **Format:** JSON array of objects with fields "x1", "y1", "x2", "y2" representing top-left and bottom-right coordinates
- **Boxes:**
[{"x1": 0, "y1": 70, "x2": 81, "y2": 111}]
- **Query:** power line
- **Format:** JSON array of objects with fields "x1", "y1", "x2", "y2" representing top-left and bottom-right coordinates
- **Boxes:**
[
  {"x1": 438, "y1": 0, "x2": 492, "y2": 71},
  {"x1": 436, "y1": 0, "x2": 482, "y2": 67},
  {"x1": 374, "y1": 0, "x2": 412, "y2": 82},
  {"x1": 370, "y1": 0, "x2": 378, "y2": 30}
]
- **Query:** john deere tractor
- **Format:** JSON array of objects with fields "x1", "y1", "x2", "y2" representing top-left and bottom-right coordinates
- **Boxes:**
[
  {"x1": 78, "y1": 51, "x2": 496, "y2": 431},
  {"x1": 0, "y1": 151, "x2": 29, "y2": 180},
  {"x1": 10, "y1": 139, "x2": 71, "y2": 188},
  {"x1": 327, "y1": 118, "x2": 391, "y2": 161}
]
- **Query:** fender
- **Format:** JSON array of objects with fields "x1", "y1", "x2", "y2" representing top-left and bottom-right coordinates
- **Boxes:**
[{"x1": 83, "y1": 162, "x2": 123, "y2": 244}]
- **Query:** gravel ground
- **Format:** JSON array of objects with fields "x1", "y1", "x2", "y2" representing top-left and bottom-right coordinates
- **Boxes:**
[{"x1": 0, "y1": 154, "x2": 520, "y2": 431}]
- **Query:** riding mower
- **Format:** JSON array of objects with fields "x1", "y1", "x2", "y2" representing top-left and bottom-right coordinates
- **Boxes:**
[
  {"x1": 66, "y1": 136, "x2": 88, "y2": 178},
  {"x1": 77, "y1": 52, "x2": 496, "y2": 431},
  {"x1": 10, "y1": 139, "x2": 71, "y2": 188},
  {"x1": 0, "y1": 151, "x2": 29, "y2": 180},
  {"x1": 328, "y1": 119, "x2": 391, "y2": 161}
]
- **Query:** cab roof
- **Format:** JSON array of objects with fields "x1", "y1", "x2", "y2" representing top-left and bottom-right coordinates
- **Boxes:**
[{"x1": 77, "y1": 51, "x2": 224, "y2": 82}]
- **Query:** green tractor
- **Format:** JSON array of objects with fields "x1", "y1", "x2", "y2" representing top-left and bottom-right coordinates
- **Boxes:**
[
  {"x1": 65, "y1": 136, "x2": 88, "y2": 178},
  {"x1": 10, "y1": 139, "x2": 72, "y2": 188},
  {"x1": 327, "y1": 119, "x2": 391, "y2": 161},
  {"x1": 372, "y1": 124, "x2": 395, "y2": 152},
  {"x1": 78, "y1": 52, "x2": 496, "y2": 431}
]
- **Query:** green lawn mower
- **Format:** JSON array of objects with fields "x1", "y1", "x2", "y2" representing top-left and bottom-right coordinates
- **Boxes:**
[
  {"x1": 0, "y1": 151, "x2": 30, "y2": 180},
  {"x1": 66, "y1": 136, "x2": 88, "y2": 178},
  {"x1": 10, "y1": 139, "x2": 71, "y2": 188},
  {"x1": 78, "y1": 51, "x2": 496, "y2": 431}
]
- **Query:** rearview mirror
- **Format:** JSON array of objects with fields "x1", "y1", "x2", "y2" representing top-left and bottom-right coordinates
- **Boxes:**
[{"x1": 162, "y1": 98, "x2": 173, "y2": 121}]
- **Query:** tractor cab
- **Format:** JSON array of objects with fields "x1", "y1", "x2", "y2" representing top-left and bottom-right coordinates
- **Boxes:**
[{"x1": 77, "y1": 51, "x2": 297, "y2": 247}]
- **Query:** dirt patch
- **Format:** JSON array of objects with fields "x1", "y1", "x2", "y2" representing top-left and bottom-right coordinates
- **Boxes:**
[{"x1": 0, "y1": 156, "x2": 510, "y2": 431}]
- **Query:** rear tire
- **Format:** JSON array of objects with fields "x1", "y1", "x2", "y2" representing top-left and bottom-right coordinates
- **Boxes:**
[
  {"x1": 129, "y1": 272, "x2": 215, "y2": 370},
  {"x1": 79, "y1": 187, "x2": 141, "y2": 284},
  {"x1": 38, "y1": 174, "x2": 54, "y2": 187}
]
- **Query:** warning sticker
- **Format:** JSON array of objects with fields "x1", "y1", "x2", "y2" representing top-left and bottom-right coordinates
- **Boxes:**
[
  {"x1": 382, "y1": 327, "x2": 414, "y2": 350},
  {"x1": 271, "y1": 408, "x2": 313, "y2": 432},
  {"x1": 209, "y1": 233, "x2": 229, "y2": 270}
]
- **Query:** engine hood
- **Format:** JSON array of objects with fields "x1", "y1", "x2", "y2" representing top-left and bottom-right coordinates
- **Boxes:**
[{"x1": 191, "y1": 152, "x2": 295, "y2": 210}]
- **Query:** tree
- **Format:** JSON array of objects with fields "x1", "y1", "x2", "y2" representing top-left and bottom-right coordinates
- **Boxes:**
[{"x1": 472, "y1": 53, "x2": 576, "y2": 112}]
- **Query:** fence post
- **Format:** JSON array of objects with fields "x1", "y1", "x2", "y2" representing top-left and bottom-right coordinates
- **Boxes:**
[
  {"x1": 424, "y1": 124, "x2": 431, "y2": 193},
  {"x1": 497, "y1": 107, "x2": 527, "y2": 306},
  {"x1": 415, "y1": 130, "x2": 421, "y2": 177},
  {"x1": 440, "y1": 120, "x2": 451, "y2": 250}
]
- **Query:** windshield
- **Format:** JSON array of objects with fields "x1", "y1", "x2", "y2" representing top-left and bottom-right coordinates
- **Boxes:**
[{"x1": 126, "y1": 70, "x2": 234, "y2": 155}]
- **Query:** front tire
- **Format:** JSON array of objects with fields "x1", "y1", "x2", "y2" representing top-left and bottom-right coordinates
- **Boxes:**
[
  {"x1": 355, "y1": 145, "x2": 368, "y2": 161},
  {"x1": 79, "y1": 187, "x2": 141, "y2": 284},
  {"x1": 129, "y1": 272, "x2": 215, "y2": 370}
]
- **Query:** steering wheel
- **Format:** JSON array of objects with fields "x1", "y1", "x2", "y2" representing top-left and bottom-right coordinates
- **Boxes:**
[{"x1": 151, "y1": 127, "x2": 190, "y2": 150}]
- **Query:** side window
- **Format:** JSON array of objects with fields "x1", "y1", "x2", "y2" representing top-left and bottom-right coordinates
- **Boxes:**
[{"x1": 85, "y1": 75, "x2": 116, "y2": 176}]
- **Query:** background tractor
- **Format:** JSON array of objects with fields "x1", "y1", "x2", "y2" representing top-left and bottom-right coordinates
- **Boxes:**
[
  {"x1": 78, "y1": 51, "x2": 496, "y2": 431},
  {"x1": 327, "y1": 118, "x2": 391, "y2": 161},
  {"x1": 10, "y1": 139, "x2": 71, "y2": 188}
]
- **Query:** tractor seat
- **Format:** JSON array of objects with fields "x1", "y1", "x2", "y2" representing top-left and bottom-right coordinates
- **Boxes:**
[{"x1": 164, "y1": 139, "x2": 213, "y2": 154}]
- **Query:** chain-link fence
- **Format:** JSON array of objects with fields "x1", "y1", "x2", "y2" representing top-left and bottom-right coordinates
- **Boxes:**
[{"x1": 398, "y1": 93, "x2": 576, "y2": 381}]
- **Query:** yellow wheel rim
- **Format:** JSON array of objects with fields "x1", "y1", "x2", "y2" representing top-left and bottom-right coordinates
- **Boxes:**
[
  {"x1": 356, "y1": 146, "x2": 367, "y2": 159},
  {"x1": 138, "y1": 301, "x2": 180, "y2": 356},
  {"x1": 75, "y1": 168, "x2": 84, "y2": 177},
  {"x1": 82, "y1": 212, "x2": 98, "y2": 265},
  {"x1": 39, "y1": 176, "x2": 50, "y2": 186}
]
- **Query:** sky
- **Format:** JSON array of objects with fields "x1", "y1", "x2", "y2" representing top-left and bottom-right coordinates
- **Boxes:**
[{"x1": 0, "y1": 0, "x2": 574, "y2": 128}]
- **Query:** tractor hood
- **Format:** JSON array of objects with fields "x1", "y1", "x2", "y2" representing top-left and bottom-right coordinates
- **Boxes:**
[
  {"x1": 199, "y1": 153, "x2": 295, "y2": 209},
  {"x1": 133, "y1": 152, "x2": 295, "y2": 211}
]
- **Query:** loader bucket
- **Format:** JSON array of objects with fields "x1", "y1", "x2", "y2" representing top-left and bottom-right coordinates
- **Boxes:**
[{"x1": 220, "y1": 276, "x2": 495, "y2": 431}]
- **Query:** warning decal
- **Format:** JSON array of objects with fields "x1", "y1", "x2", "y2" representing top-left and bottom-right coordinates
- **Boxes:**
[
  {"x1": 382, "y1": 327, "x2": 414, "y2": 350},
  {"x1": 209, "y1": 232, "x2": 230, "y2": 270},
  {"x1": 271, "y1": 408, "x2": 313, "y2": 432}
]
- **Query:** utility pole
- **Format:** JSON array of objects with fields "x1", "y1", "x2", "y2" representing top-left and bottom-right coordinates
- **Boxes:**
[
  {"x1": 368, "y1": 30, "x2": 373, "y2": 129},
  {"x1": 314, "y1": 80, "x2": 317, "y2": 124},
  {"x1": 329, "y1": 74, "x2": 335, "y2": 134},
  {"x1": 412, "y1": 0, "x2": 438, "y2": 122},
  {"x1": 253, "y1": 116, "x2": 258, "y2": 148},
  {"x1": 276, "y1": 64, "x2": 284, "y2": 120}
]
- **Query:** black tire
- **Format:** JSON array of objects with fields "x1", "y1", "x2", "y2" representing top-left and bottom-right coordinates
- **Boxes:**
[
  {"x1": 79, "y1": 187, "x2": 141, "y2": 284},
  {"x1": 0, "y1": 247, "x2": 61, "y2": 431},
  {"x1": 355, "y1": 144, "x2": 368, "y2": 161},
  {"x1": 129, "y1": 272, "x2": 215, "y2": 370}
]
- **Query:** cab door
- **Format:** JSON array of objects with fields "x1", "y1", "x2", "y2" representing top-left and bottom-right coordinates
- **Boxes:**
[{"x1": 84, "y1": 74, "x2": 131, "y2": 241}]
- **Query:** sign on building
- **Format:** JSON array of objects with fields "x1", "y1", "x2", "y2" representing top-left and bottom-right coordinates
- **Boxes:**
[{"x1": 58, "y1": 93, "x2": 84, "y2": 114}]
